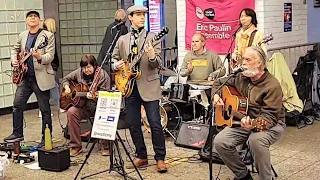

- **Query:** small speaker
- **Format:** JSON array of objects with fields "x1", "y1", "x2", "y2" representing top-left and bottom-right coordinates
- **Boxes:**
[
  {"x1": 38, "y1": 147, "x2": 70, "y2": 172},
  {"x1": 174, "y1": 122, "x2": 210, "y2": 150}
]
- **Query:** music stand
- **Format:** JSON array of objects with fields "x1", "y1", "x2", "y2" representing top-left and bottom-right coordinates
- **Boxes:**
[{"x1": 74, "y1": 27, "x2": 143, "y2": 180}]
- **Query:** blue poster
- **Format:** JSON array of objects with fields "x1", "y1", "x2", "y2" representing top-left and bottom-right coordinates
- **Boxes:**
[{"x1": 284, "y1": 3, "x2": 292, "y2": 32}]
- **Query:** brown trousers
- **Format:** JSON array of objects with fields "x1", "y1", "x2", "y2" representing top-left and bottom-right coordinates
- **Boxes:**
[{"x1": 67, "y1": 106, "x2": 93, "y2": 148}]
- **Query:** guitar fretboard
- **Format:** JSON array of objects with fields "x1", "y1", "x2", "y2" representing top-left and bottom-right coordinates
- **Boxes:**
[{"x1": 129, "y1": 37, "x2": 157, "y2": 69}]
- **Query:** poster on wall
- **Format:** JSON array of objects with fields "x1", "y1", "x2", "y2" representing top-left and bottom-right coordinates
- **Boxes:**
[
  {"x1": 148, "y1": 0, "x2": 161, "y2": 33},
  {"x1": 185, "y1": 0, "x2": 255, "y2": 54},
  {"x1": 284, "y1": 3, "x2": 292, "y2": 32}
]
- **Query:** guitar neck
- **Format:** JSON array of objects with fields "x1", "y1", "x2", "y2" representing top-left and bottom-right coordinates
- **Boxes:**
[
  {"x1": 130, "y1": 38, "x2": 156, "y2": 69},
  {"x1": 21, "y1": 47, "x2": 39, "y2": 64},
  {"x1": 75, "y1": 92, "x2": 88, "y2": 97}
]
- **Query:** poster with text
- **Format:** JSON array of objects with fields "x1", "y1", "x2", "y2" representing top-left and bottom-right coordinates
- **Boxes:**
[
  {"x1": 185, "y1": 0, "x2": 255, "y2": 54},
  {"x1": 91, "y1": 91, "x2": 122, "y2": 141},
  {"x1": 284, "y1": 3, "x2": 292, "y2": 32},
  {"x1": 148, "y1": 0, "x2": 161, "y2": 33}
]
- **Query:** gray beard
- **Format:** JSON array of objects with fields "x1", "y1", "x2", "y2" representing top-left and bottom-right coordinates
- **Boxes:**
[{"x1": 241, "y1": 68, "x2": 259, "y2": 77}]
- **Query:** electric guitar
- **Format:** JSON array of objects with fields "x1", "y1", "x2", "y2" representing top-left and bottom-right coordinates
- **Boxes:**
[
  {"x1": 215, "y1": 86, "x2": 270, "y2": 131},
  {"x1": 12, "y1": 35, "x2": 48, "y2": 84},
  {"x1": 60, "y1": 81, "x2": 98, "y2": 111},
  {"x1": 114, "y1": 27, "x2": 169, "y2": 97},
  {"x1": 231, "y1": 33, "x2": 274, "y2": 69}
]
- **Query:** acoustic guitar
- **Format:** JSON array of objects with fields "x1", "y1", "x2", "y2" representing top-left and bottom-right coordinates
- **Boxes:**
[
  {"x1": 12, "y1": 35, "x2": 48, "y2": 84},
  {"x1": 215, "y1": 86, "x2": 270, "y2": 131},
  {"x1": 231, "y1": 33, "x2": 274, "y2": 69},
  {"x1": 114, "y1": 27, "x2": 169, "y2": 98},
  {"x1": 60, "y1": 81, "x2": 98, "y2": 111}
]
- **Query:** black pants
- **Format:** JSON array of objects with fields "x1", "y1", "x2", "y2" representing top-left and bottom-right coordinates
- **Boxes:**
[
  {"x1": 13, "y1": 76, "x2": 52, "y2": 137},
  {"x1": 125, "y1": 85, "x2": 166, "y2": 161}
]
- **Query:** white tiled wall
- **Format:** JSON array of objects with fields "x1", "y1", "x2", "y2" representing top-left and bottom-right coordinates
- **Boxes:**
[
  {"x1": 176, "y1": 0, "x2": 308, "y2": 67},
  {"x1": 0, "y1": 0, "x2": 43, "y2": 108}
]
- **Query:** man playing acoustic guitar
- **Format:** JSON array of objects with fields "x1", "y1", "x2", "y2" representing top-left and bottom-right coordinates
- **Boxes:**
[
  {"x1": 61, "y1": 55, "x2": 110, "y2": 157},
  {"x1": 212, "y1": 46, "x2": 285, "y2": 180},
  {"x1": 3, "y1": 11, "x2": 55, "y2": 146},
  {"x1": 111, "y1": 5, "x2": 167, "y2": 173}
]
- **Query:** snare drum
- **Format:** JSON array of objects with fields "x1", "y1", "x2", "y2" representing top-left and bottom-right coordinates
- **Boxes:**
[
  {"x1": 169, "y1": 83, "x2": 190, "y2": 103},
  {"x1": 141, "y1": 102, "x2": 181, "y2": 132}
]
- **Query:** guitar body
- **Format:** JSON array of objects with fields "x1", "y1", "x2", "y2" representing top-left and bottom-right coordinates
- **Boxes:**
[
  {"x1": 114, "y1": 61, "x2": 141, "y2": 98},
  {"x1": 12, "y1": 52, "x2": 28, "y2": 84},
  {"x1": 60, "y1": 81, "x2": 89, "y2": 111},
  {"x1": 215, "y1": 86, "x2": 248, "y2": 127}
]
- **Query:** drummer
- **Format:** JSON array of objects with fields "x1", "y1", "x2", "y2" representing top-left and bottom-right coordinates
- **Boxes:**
[{"x1": 180, "y1": 33, "x2": 226, "y2": 99}]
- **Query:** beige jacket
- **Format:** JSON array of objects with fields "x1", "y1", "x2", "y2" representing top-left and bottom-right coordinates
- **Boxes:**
[
  {"x1": 111, "y1": 29, "x2": 162, "y2": 102},
  {"x1": 11, "y1": 29, "x2": 55, "y2": 91}
]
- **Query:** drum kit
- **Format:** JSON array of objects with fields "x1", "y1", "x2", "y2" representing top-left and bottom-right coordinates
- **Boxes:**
[{"x1": 141, "y1": 68, "x2": 213, "y2": 139}]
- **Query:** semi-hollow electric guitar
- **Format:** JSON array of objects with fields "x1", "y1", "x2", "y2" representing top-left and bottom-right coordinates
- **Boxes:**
[
  {"x1": 215, "y1": 86, "x2": 270, "y2": 131},
  {"x1": 114, "y1": 27, "x2": 169, "y2": 97},
  {"x1": 12, "y1": 35, "x2": 48, "y2": 84},
  {"x1": 231, "y1": 33, "x2": 274, "y2": 69}
]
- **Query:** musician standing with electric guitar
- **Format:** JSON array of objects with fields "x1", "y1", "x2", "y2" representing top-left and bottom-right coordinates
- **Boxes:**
[
  {"x1": 3, "y1": 11, "x2": 55, "y2": 147},
  {"x1": 232, "y1": 8, "x2": 268, "y2": 69},
  {"x1": 61, "y1": 55, "x2": 111, "y2": 157},
  {"x1": 212, "y1": 47, "x2": 285, "y2": 180},
  {"x1": 111, "y1": 5, "x2": 167, "y2": 173}
]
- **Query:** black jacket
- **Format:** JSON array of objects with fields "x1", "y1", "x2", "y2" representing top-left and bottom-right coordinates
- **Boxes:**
[
  {"x1": 51, "y1": 37, "x2": 59, "y2": 71},
  {"x1": 97, "y1": 20, "x2": 128, "y2": 67}
]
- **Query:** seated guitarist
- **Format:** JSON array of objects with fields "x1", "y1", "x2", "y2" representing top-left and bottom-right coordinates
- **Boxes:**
[
  {"x1": 61, "y1": 55, "x2": 110, "y2": 157},
  {"x1": 111, "y1": 5, "x2": 167, "y2": 173},
  {"x1": 232, "y1": 8, "x2": 267, "y2": 68},
  {"x1": 3, "y1": 11, "x2": 55, "y2": 146},
  {"x1": 212, "y1": 46, "x2": 285, "y2": 180}
]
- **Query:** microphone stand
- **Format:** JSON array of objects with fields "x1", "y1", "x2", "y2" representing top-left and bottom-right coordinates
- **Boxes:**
[
  {"x1": 208, "y1": 74, "x2": 235, "y2": 180},
  {"x1": 220, "y1": 27, "x2": 239, "y2": 75}
]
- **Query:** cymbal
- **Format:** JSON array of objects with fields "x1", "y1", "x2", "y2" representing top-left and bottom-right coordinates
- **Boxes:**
[{"x1": 159, "y1": 67, "x2": 177, "y2": 77}]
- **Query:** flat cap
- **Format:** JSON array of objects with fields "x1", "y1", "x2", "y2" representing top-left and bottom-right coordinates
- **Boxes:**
[
  {"x1": 26, "y1": 10, "x2": 40, "y2": 18},
  {"x1": 127, "y1": 5, "x2": 148, "y2": 15}
]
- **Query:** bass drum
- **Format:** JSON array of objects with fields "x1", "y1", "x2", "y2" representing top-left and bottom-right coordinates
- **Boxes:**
[{"x1": 142, "y1": 102, "x2": 181, "y2": 133}]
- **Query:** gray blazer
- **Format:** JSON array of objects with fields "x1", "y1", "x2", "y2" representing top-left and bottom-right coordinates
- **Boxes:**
[
  {"x1": 112, "y1": 29, "x2": 162, "y2": 102},
  {"x1": 11, "y1": 29, "x2": 55, "y2": 91}
]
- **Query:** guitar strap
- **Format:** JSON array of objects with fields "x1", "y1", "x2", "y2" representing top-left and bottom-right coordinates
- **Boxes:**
[
  {"x1": 30, "y1": 29, "x2": 43, "y2": 50},
  {"x1": 248, "y1": 29, "x2": 257, "y2": 47}
]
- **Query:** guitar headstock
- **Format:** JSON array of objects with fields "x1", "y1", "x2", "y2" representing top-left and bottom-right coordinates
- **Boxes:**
[
  {"x1": 153, "y1": 27, "x2": 169, "y2": 41},
  {"x1": 37, "y1": 35, "x2": 49, "y2": 50},
  {"x1": 251, "y1": 117, "x2": 270, "y2": 131},
  {"x1": 260, "y1": 33, "x2": 273, "y2": 45}
]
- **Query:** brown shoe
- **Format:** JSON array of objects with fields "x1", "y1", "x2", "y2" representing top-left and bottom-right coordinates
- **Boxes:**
[
  {"x1": 70, "y1": 147, "x2": 82, "y2": 157},
  {"x1": 156, "y1": 160, "x2": 167, "y2": 173},
  {"x1": 126, "y1": 158, "x2": 148, "y2": 169}
]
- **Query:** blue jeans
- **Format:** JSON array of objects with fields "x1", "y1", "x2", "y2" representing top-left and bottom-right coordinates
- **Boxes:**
[
  {"x1": 13, "y1": 76, "x2": 52, "y2": 136},
  {"x1": 50, "y1": 71, "x2": 60, "y2": 106},
  {"x1": 125, "y1": 85, "x2": 166, "y2": 161}
]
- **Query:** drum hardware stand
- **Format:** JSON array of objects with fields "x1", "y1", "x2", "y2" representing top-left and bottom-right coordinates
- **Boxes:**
[
  {"x1": 163, "y1": 127, "x2": 177, "y2": 141},
  {"x1": 74, "y1": 131, "x2": 143, "y2": 180},
  {"x1": 208, "y1": 74, "x2": 235, "y2": 180}
]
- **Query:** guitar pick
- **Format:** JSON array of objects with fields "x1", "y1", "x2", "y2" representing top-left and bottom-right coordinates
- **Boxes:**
[{"x1": 204, "y1": 8, "x2": 215, "y2": 20}]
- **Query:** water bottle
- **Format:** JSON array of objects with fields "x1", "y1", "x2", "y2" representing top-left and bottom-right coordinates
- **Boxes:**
[{"x1": 45, "y1": 124, "x2": 53, "y2": 150}]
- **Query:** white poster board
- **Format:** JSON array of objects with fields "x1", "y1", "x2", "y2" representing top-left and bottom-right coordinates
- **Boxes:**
[{"x1": 91, "y1": 91, "x2": 122, "y2": 140}]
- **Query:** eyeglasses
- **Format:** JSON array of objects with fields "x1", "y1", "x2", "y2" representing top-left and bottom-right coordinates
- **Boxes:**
[{"x1": 82, "y1": 65, "x2": 93, "y2": 70}]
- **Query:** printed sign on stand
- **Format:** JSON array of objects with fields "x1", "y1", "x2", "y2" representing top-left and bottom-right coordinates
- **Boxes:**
[{"x1": 91, "y1": 91, "x2": 122, "y2": 141}]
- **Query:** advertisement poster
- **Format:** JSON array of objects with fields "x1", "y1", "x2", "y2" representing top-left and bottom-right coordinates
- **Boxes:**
[
  {"x1": 148, "y1": 0, "x2": 161, "y2": 33},
  {"x1": 284, "y1": 3, "x2": 292, "y2": 32},
  {"x1": 185, "y1": 0, "x2": 255, "y2": 54},
  {"x1": 91, "y1": 91, "x2": 122, "y2": 141}
]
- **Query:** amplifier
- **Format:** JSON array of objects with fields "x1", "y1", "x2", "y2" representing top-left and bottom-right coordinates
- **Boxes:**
[
  {"x1": 174, "y1": 121, "x2": 210, "y2": 150},
  {"x1": 38, "y1": 147, "x2": 70, "y2": 172}
]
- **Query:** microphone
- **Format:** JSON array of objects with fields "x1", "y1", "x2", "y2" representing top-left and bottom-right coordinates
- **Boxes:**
[
  {"x1": 231, "y1": 66, "x2": 247, "y2": 74},
  {"x1": 232, "y1": 25, "x2": 241, "y2": 38},
  {"x1": 111, "y1": 21, "x2": 125, "y2": 30}
]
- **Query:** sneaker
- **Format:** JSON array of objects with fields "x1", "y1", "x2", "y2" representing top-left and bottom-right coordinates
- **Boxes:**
[{"x1": 4, "y1": 133, "x2": 24, "y2": 142}]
